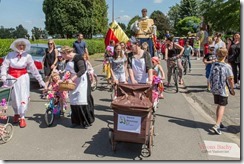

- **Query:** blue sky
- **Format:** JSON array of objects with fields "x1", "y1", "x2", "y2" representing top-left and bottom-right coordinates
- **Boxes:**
[{"x1": 0, "y1": 0, "x2": 180, "y2": 35}]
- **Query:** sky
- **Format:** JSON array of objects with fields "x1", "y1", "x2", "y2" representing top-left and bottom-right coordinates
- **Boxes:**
[{"x1": 0, "y1": 0, "x2": 182, "y2": 35}]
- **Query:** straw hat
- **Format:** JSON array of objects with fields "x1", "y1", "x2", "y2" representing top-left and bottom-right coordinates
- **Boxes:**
[{"x1": 10, "y1": 38, "x2": 31, "y2": 52}]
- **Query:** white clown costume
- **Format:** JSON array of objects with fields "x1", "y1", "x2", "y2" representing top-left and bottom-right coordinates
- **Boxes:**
[{"x1": 0, "y1": 38, "x2": 45, "y2": 127}]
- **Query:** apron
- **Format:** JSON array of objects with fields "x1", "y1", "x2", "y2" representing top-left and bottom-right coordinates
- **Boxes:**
[
  {"x1": 132, "y1": 57, "x2": 148, "y2": 83},
  {"x1": 69, "y1": 71, "x2": 88, "y2": 105}
]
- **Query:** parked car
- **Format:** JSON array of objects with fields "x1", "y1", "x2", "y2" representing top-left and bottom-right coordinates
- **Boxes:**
[{"x1": 0, "y1": 43, "x2": 61, "y2": 81}]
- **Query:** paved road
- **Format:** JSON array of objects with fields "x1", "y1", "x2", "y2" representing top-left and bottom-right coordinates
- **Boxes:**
[{"x1": 0, "y1": 58, "x2": 240, "y2": 160}]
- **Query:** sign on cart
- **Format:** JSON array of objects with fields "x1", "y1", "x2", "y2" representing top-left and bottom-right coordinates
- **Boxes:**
[{"x1": 117, "y1": 114, "x2": 141, "y2": 134}]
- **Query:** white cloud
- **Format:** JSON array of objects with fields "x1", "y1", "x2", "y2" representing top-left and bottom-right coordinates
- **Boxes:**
[
  {"x1": 116, "y1": 15, "x2": 131, "y2": 22},
  {"x1": 120, "y1": 10, "x2": 125, "y2": 13},
  {"x1": 25, "y1": 20, "x2": 33, "y2": 24},
  {"x1": 154, "y1": 0, "x2": 163, "y2": 3}
]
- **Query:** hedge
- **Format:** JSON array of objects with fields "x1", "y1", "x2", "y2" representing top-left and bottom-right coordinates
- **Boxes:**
[{"x1": 0, "y1": 38, "x2": 105, "y2": 57}]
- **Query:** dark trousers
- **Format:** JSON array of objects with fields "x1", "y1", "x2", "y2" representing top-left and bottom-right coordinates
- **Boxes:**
[{"x1": 231, "y1": 62, "x2": 240, "y2": 83}]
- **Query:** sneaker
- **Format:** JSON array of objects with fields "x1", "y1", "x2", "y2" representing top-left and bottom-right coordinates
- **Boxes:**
[
  {"x1": 211, "y1": 125, "x2": 222, "y2": 135},
  {"x1": 189, "y1": 69, "x2": 191, "y2": 73},
  {"x1": 220, "y1": 122, "x2": 227, "y2": 130}
]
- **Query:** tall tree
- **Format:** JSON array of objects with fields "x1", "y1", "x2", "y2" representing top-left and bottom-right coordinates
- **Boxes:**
[
  {"x1": 179, "y1": 0, "x2": 200, "y2": 19},
  {"x1": 150, "y1": 10, "x2": 171, "y2": 39},
  {"x1": 13, "y1": 25, "x2": 28, "y2": 38},
  {"x1": 200, "y1": 0, "x2": 240, "y2": 33},
  {"x1": 43, "y1": 0, "x2": 108, "y2": 38},
  {"x1": 176, "y1": 16, "x2": 201, "y2": 36},
  {"x1": 167, "y1": 4, "x2": 180, "y2": 32}
]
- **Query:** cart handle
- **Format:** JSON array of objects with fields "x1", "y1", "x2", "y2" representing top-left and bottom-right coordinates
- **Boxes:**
[{"x1": 0, "y1": 78, "x2": 17, "y2": 88}]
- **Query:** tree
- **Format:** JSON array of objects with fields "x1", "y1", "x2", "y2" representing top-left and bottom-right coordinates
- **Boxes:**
[
  {"x1": 167, "y1": 4, "x2": 180, "y2": 33},
  {"x1": 176, "y1": 16, "x2": 201, "y2": 36},
  {"x1": 200, "y1": 0, "x2": 240, "y2": 34},
  {"x1": 150, "y1": 10, "x2": 171, "y2": 39},
  {"x1": 12, "y1": 25, "x2": 28, "y2": 38},
  {"x1": 0, "y1": 26, "x2": 15, "y2": 38},
  {"x1": 179, "y1": 0, "x2": 200, "y2": 19},
  {"x1": 126, "y1": 15, "x2": 140, "y2": 37},
  {"x1": 43, "y1": 0, "x2": 108, "y2": 38},
  {"x1": 31, "y1": 27, "x2": 43, "y2": 40}
]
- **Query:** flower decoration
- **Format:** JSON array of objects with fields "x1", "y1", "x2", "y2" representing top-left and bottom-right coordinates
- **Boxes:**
[
  {"x1": 47, "y1": 92, "x2": 54, "y2": 99},
  {"x1": 0, "y1": 99, "x2": 7, "y2": 107},
  {"x1": 153, "y1": 75, "x2": 161, "y2": 85},
  {"x1": 64, "y1": 71, "x2": 71, "y2": 80}
]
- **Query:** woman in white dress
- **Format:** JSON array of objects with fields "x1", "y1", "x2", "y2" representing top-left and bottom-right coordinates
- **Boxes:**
[
  {"x1": 59, "y1": 46, "x2": 94, "y2": 128},
  {"x1": 0, "y1": 38, "x2": 45, "y2": 128}
]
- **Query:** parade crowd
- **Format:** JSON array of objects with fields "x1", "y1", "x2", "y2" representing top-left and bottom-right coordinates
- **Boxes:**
[{"x1": 0, "y1": 8, "x2": 240, "y2": 137}]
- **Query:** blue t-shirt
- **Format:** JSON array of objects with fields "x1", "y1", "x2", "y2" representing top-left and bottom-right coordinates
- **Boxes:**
[{"x1": 73, "y1": 40, "x2": 87, "y2": 56}]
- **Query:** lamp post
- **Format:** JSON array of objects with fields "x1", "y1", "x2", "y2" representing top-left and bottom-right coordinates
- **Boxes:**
[{"x1": 112, "y1": 0, "x2": 114, "y2": 22}]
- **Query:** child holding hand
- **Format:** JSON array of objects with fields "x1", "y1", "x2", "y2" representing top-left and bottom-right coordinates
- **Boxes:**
[{"x1": 152, "y1": 56, "x2": 165, "y2": 99}]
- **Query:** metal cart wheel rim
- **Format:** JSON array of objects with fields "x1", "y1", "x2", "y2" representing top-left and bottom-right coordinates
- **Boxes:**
[{"x1": 1, "y1": 123, "x2": 14, "y2": 143}]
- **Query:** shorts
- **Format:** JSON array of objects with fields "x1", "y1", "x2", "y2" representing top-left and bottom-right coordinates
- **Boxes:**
[
  {"x1": 114, "y1": 72, "x2": 126, "y2": 83},
  {"x1": 214, "y1": 95, "x2": 228, "y2": 106}
]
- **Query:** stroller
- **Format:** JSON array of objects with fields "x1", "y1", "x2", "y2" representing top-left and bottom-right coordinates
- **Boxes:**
[
  {"x1": 0, "y1": 79, "x2": 16, "y2": 143},
  {"x1": 108, "y1": 83, "x2": 155, "y2": 157}
]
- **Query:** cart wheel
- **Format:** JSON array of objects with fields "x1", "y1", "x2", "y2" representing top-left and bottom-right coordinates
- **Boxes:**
[
  {"x1": 108, "y1": 128, "x2": 116, "y2": 151},
  {"x1": 1, "y1": 123, "x2": 14, "y2": 143},
  {"x1": 44, "y1": 108, "x2": 54, "y2": 127},
  {"x1": 141, "y1": 144, "x2": 151, "y2": 157}
]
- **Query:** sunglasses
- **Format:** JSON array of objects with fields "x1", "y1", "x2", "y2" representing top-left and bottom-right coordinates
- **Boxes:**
[{"x1": 48, "y1": 43, "x2": 53, "y2": 45}]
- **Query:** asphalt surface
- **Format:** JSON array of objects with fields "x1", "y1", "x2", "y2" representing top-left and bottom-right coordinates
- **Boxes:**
[
  {"x1": 90, "y1": 56, "x2": 241, "y2": 137},
  {"x1": 0, "y1": 55, "x2": 240, "y2": 160}
]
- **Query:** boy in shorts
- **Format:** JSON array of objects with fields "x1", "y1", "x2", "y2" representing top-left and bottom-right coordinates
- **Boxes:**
[{"x1": 208, "y1": 48, "x2": 235, "y2": 135}]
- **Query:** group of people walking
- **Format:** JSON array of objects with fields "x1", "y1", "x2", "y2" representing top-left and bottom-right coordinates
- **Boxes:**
[{"x1": 0, "y1": 33, "x2": 94, "y2": 129}]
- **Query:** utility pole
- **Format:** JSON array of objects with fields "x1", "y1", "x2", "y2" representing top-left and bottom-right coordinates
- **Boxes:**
[{"x1": 112, "y1": 0, "x2": 114, "y2": 22}]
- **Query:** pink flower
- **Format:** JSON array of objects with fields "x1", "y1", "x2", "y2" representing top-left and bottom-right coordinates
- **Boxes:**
[{"x1": 0, "y1": 98, "x2": 7, "y2": 107}]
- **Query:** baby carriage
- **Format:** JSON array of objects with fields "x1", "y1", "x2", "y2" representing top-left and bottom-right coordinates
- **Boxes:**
[
  {"x1": 108, "y1": 84, "x2": 155, "y2": 157},
  {"x1": 0, "y1": 79, "x2": 16, "y2": 143}
]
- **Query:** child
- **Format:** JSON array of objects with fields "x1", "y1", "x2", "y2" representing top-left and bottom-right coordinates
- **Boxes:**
[
  {"x1": 103, "y1": 46, "x2": 114, "y2": 85},
  {"x1": 110, "y1": 44, "x2": 127, "y2": 84},
  {"x1": 152, "y1": 56, "x2": 165, "y2": 99},
  {"x1": 203, "y1": 46, "x2": 217, "y2": 91},
  {"x1": 208, "y1": 48, "x2": 235, "y2": 135},
  {"x1": 56, "y1": 53, "x2": 66, "y2": 79},
  {"x1": 141, "y1": 42, "x2": 149, "y2": 52},
  {"x1": 45, "y1": 72, "x2": 68, "y2": 114},
  {"x1": 194, "y1": 36, "x2": 201, "y2": 60}
]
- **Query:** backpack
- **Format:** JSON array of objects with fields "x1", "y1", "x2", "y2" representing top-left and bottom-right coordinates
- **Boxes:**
[{"x1": 209, "y1": 63, "x2": 226, "y2": 95}]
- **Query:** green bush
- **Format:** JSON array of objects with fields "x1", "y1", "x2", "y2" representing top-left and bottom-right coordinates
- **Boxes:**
[{"x1": 0, "y1": 38, "x2": 105, "y2": 57}]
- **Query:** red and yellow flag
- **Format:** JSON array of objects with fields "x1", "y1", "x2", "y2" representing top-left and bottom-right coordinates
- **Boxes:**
[{"x1": 104, "y1": 21, "x2": 129, "y2": 47}]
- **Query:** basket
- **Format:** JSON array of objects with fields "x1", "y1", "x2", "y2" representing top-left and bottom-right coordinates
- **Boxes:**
[{"x1": 59, "y1": 81, "x2": 76, "y2": 91}]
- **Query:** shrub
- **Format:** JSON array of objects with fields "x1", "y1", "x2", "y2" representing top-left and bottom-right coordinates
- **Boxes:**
[{"x1": 0, "y1": 38, "x2": 105, "y2": 57}]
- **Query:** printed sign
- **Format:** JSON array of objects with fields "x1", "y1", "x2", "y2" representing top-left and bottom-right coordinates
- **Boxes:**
[{"x1": 117, "y1": 114, "x2": 141, "y2": 134}]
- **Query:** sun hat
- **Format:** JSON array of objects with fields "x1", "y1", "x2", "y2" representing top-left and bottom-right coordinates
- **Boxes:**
[
  {"x1": 10, "y1": 38, "x2": 31, "y2": 52},
  {"x1": 152, "y1": 56, "x2": 159, "y2": 64}
]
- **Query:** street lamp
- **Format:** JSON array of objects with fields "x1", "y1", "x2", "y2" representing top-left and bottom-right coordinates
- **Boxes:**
[{"x1": 112, "y1": 0, "x2": 114, "y2": 22}]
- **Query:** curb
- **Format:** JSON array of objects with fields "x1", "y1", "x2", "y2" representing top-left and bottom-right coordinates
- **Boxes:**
[{"x1": 185, "y1": 87, "x2": 240, "y2": 135}]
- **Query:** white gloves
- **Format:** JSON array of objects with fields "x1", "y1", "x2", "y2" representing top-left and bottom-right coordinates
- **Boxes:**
[
  {"x1": 1, "y1": 76, "x2": 6, "y2": 82},
  {"x1": 39, "y1": 81, "x2": 46, "y2": 88}
]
